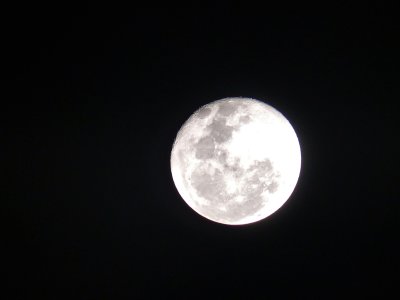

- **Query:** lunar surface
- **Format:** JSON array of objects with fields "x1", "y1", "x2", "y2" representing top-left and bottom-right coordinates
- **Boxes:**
[{"x1": 170, "y1": 97, "x2": 301, "y2": 225}]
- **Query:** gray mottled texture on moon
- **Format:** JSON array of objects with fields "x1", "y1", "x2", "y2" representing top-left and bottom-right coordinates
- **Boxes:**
[
  {"x1": 195, "y1": 136, "x2": 215, "y2": 159},
  {"x1": 191, "y1": 157, "x2": 279, "y2": 223},
  {"x1": 171, "y1": 97, "x2": 301, "y2": 225}
]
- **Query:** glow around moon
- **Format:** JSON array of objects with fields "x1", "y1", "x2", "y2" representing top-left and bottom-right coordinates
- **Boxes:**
[{"x1": 170, "y1": 97, "x2": 301, "y2": 225}]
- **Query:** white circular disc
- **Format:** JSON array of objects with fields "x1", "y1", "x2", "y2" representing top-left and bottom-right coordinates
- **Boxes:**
[{"x1": 170, "y1": 97, "x2": 301, "y2": 225}]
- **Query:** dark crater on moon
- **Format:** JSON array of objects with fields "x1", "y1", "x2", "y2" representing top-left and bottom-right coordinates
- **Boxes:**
[
  {"x1": 207, "y1": 118, "x2": 235, "y2": 143},
  {"x1": 194, "y1": 116, "x2": 235, "y2": 159}
]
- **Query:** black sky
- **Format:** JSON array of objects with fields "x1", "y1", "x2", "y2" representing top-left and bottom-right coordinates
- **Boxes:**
[{"x1": 3, "y1": 2, "x2": 399, "y2": 299}]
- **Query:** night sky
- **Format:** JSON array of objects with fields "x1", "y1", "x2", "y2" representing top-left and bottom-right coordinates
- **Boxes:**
[{"x1": 3, "y1": 2, "x2": 399, "y2": 298}]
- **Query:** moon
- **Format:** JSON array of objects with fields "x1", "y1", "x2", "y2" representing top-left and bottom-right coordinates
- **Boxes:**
[{"x1": 170, "y1": 97, "x2": 301, "y2": 225}]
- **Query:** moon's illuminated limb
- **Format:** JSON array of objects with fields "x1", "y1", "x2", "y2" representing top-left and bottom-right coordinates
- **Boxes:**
[{"x1": 170, "y1": 97, "x2": 301, "y2": 225}]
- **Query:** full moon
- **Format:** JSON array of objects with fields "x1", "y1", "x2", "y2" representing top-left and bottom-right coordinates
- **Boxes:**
[{"x1": 170, "y1": 97, "x2": 301, "y2": 225}]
